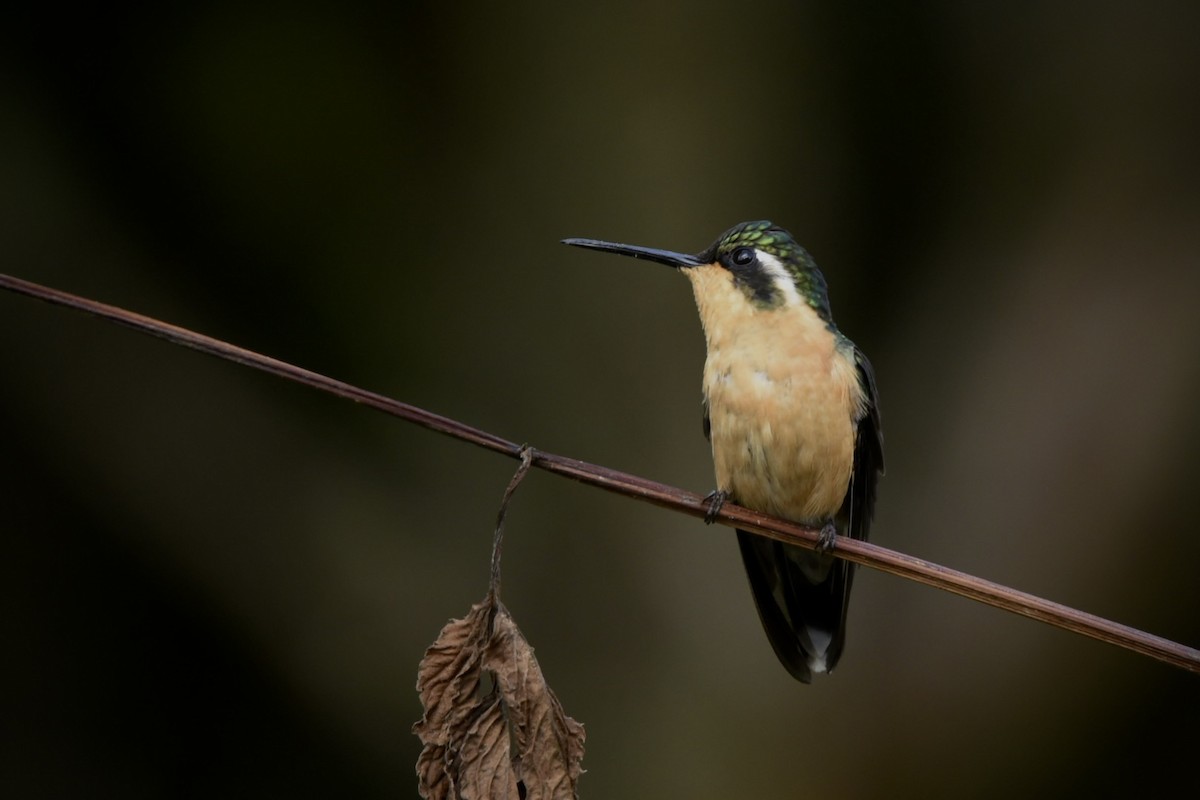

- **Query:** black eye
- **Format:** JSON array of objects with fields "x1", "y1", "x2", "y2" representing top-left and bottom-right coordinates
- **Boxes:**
[{"x1": 731, "y1": 247, "x2": 755, "y2": 266}]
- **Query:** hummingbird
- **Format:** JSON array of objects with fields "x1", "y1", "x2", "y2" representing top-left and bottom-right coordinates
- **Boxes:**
[{"x1": 563, "y1": 221, "x2": 883, "y2": 682}]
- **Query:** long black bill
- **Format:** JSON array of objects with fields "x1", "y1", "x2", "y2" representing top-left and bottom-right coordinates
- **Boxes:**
[{"x1": 562, "y1": 237, "x2": 705, "y2": 269}]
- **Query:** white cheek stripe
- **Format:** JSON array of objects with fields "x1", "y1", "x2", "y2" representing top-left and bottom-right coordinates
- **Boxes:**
[{"x1": 755, "y1": 250, "x2": 803, "y2": 306}]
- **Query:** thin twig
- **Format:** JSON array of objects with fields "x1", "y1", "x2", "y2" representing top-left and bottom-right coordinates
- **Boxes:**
[
  {"x1": 490, "y1": 445, "x2": 535, "y2": 602},
  {"x1": 3, "y1": 271, "x2": 1198, "y2": 675}
]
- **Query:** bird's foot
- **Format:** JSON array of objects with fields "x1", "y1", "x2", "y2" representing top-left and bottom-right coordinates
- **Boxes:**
[
  {"x1": 702, "y1": 489, "x2": 729, "y2": 524},
  {"x1": 816, "y1": 522, "x2": 838, "y2": 553}
]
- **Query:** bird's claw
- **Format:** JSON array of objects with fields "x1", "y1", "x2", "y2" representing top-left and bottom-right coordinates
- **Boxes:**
[
  {"x1": 703, "y1": 489, "x2": 729, "y2": 524},
  {"x1": 816, "y1": 522, "x2": 838, "y2": 553}
]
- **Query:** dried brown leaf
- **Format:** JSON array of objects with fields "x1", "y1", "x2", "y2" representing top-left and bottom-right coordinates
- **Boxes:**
[
  {"x1": 484, "y1": 609, "x2": 586, "y2": 800},
  {"x1": 413, "y1": 599, "x2": 493, "y2": 799},
  {"x1": 456, "y1": 699, "x2": 518, "y2": 798},
  {"x1": 413, "y1": 595, "x2": 585, "y2": 800}
]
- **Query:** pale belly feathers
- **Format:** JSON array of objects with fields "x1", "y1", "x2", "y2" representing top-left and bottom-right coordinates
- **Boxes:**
[{"x1": 687, "y1": 265, "x2": 864, "y2": 525}]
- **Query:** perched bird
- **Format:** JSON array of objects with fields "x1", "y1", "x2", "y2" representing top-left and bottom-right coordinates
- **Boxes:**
[{"x1": 563, "y1": 221, "x2": 883, "y2": 682}]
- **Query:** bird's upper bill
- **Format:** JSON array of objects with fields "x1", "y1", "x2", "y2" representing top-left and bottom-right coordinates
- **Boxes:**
[{"x1": 560, "y1": 238, "x2": 707, "y2": 269}]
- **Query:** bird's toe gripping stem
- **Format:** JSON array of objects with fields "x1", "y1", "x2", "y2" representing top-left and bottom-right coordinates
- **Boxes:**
[
  {"x1": 816, "y1": 522, "x2": 838, "y2": 553},
  {"x1": 702, "y1": 489, "x2": 729, "y2": 524}
]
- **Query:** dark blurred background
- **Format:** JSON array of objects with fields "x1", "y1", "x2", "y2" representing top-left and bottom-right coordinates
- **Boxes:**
[{"x1": 3, "y1": 2, "x2": 1199, "y2": 797}]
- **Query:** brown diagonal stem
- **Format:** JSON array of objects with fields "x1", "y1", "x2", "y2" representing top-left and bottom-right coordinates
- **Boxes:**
[{"x1": 3, "y1": 271, "x2": 1198, "y2": 675}]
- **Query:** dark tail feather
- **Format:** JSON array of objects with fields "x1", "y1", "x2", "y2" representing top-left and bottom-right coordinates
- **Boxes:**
[{"x1": 736, "y1": 529, "x2": 856, "y2": 683}]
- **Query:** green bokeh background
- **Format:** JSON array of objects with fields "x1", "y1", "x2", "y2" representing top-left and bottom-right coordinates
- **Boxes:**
[{"x1": 3, "y1": 3, "x2": 1199, "y2": 797}]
